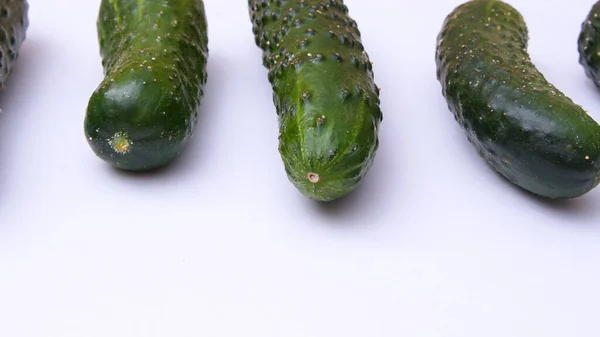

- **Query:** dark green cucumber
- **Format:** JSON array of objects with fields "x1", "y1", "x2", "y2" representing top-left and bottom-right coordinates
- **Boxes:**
[
  {"x1": 579, "y1": 1, "x2": 600, "y2": 88},
  {"x1": 0, "y1": 0, "x2": 28, "y2": 87},
  {"x1": 84, "y1": 0, "x2": 209, "y2": 171},
  {"x1": 436, "y1": 0, "x2": 600, "y2": 199},
  {"x1": 249, "y1": 0, "x2": 383, "y2": 202}
]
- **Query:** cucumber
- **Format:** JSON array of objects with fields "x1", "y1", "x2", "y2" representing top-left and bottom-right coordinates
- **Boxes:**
[
  {"x1": 579, "y1": 1, "x2": 600, "y2": 88},
  {"x1": 0, "y1": 0, "x2": 28, "y2": 87},
  {"x1": 84, "y1": 0, "x2": 209, "y2": 171},
  {"x1": 436, "y1": 0, "x2": 600, "y2": 199},
  {"x1": 248, "y1": 0, "x2": 383, "y2": 202}
]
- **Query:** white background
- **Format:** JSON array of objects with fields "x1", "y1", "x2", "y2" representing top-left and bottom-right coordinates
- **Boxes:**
[{"x1": 1, "y1": 0, "x2": 599, "y2": 336}]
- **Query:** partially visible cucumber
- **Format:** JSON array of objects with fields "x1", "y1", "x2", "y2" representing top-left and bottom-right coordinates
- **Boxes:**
[
  {"x1": 84, "y1": 0, "x2": 209, "y2": 171},
  {"x1": 0, "y1": 0, "x2": 28, "y2": 87},
  {"x1": 579, "y1": 1, "x2": 600, "y2": 88},
  {"x1": 436, "y1": 0, "x2": 600, "y2": 199},
  {"x1": 248, "y1": 0, "x2": 383, "y2": 202}
]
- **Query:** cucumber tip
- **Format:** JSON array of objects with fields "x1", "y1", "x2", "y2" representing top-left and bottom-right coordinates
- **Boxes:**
[
  {"x1": 307, "y1": 172, "x2": 320, "y2": 184},
  {"x1": 109, "y1": 131, "x2": 132, "y2": 154}
]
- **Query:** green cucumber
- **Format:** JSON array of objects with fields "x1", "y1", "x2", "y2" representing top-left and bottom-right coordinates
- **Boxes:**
[
  {"x1": 84, "y1": 0, "x2": 209, "y2": 171},
  {"x1": 0, "y1": 0, "x2": 28, "y2": 87},
  {"x1": 436, "y1": 0, "x2": 600, "y2": 199},
  {"x1": 579, "y1": 1, "x2": 600, "y2": 88},
  {"x1": 248, "y1": 0, "x2": 383, "y2": 202}
]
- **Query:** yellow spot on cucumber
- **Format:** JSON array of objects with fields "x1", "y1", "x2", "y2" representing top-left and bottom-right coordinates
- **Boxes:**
[{"x1": 109, "y1": 131, "x2": 132, "y2": 154}]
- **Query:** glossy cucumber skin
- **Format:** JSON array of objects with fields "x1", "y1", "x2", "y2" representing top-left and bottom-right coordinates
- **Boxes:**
[
  {"x1": 436, "y1": 0, "x2": 600, "y2": 199},
  {"x1": 249, "y1": 0, "x2": 383, "y2": 202},
  {"x1": 85, "y1": 0, "x2": 208, "y2": 171},
  {"x1": 0, "y1": 0, "x2": 28, "y2": 86},
  {"x1": 579, "y1": 1, "x2": 600, "y2": 88}
]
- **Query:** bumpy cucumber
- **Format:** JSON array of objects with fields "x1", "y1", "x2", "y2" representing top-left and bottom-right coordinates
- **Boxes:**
[
  {"x1": 579, "y1": 1, "x2": 600, "y2": 88},
  {"x1": 436, "y1": 0, "x2": 600, "y2": 199},
  {"x1": 249, "y1": 0, "x2": 383, "y2": 202},
  {"x1": 0, "y1": 0, "x2": 28, "y2": 87},
  {"x1": 84, "y1": 0, "x2": 209, "y2": 171}
]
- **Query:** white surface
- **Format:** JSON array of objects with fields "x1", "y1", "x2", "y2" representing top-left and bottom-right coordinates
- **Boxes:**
[{"x1": 0, "y1": 0, "x2": 599, "y2": 336}]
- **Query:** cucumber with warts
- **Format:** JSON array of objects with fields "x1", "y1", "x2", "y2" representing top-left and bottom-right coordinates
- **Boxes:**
[
  {"x1": 579, "y1": 1, "x2": 600, "y2": 89},
  {"x1": 0, "y1": 0, "x2": 28, "y2": 88},
  {"x1": 249, "y1": 0, "x2": 383, "y2": 202},
  {"x1": 84, "y1": 0, "x2": 209, "y2": 171},
  {"x1": 436, "y1": 0, "x2": 600, "y2": 199}
]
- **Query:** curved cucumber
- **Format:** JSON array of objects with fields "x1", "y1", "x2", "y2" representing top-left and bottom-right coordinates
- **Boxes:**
[
  {"x1": 436, "y1": 0, "x2": 600, "y2": 199},
  {"x1": 0, "y1": 0, "x2": 28, "y2": 87},
  {"x1": 249, "y1": 0, "x2": 383, "y2": 202},
  {"x1": 84, "y1": 0, "x2": 209, "y2": 171},
  {"x1": 579, "y1": 1, "x2": 600, "y2": 88}
]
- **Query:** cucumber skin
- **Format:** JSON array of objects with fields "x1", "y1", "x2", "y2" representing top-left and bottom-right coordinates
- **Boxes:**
[
  {"x1": 579, "y1": 1, "x2": 600, "y2": 88},
  {"x1": 84, "y1": 0, "x2": 209, "y2": 171},
  {"x1": 0, "y1": 0, "x2": 28, "y2": 86},
  {"x1": 249, "y1": 0, "x2": 383, "y2": 202},
  {"x1": 436, "y1": 0, "x2": 600, "y2": 199}
]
